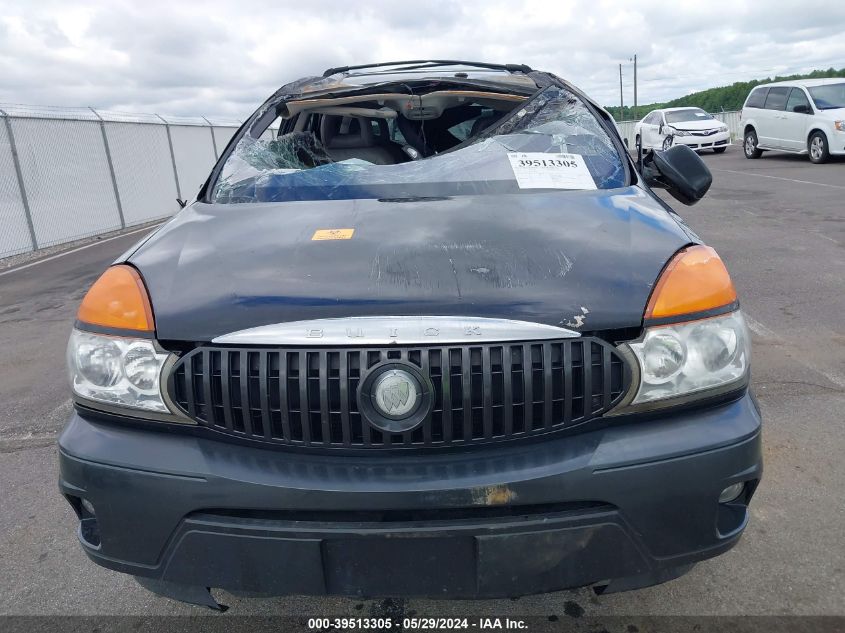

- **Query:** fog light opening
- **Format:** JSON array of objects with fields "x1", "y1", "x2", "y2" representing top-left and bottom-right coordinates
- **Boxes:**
[
  {"x1": 80, "y1": 498, "x2": 96, "y2": 516},
  {"x1": 718, "y1": 482, "x2": 745, "y2": 504},
  {"x1": 78, "y1": 516, "x2": 101, "y2": 549},
  {"x1": 76, "y1": 498, "x2": 101, "y2": 549}
]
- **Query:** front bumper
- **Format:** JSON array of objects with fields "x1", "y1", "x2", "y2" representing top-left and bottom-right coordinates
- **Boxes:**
[
  {"x1": 58, "y1": 392, "x2": 762, "y2": 602},
  {"x1": 829, "y1": 130, "x2": 845, "y2": 156},
  {"x1": 673, "y1": 131, "x2": 731, "y2": 150}
]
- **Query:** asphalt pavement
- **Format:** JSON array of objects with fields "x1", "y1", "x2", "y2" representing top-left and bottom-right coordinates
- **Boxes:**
[{"x1": 0, "y1": 145, "x2": 843, "y2": 622}]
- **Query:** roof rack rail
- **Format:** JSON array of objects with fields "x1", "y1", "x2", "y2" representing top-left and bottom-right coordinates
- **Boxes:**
[{"x1": 322, "y1": 60, "x2": 533, "y2": 78}]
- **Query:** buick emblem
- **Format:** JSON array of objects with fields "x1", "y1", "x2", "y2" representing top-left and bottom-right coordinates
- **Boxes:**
[
  {"x1": 358, "y1": 363, "x2": 432, "y2": 434},
  {"x1": 373, "y1": 370, "x2": 418, "y2": 418}
]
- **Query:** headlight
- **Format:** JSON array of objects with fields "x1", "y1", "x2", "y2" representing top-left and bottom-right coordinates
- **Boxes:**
[
  {"x1": 67, "y1": 329, "x2": 170, "y2": 413},
  {"x1": 669, "y1": 127, "x2": 690, "y2": 136},
  {"x1": 624, "y1": 311, "x2": 750, "y2": 407},
  {"x1": 835, "y1": 121, "x2": 845, "y2": 132},
  {"x1": 611, "y1": 245, "x2": 748, "y2": 414}
]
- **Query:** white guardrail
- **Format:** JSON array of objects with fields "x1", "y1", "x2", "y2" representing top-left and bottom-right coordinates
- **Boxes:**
[
  {"x1": 615, "y1": 111, "x2": 742, "y2": 150},
  {"x1": 0, "y1": 105, "x2": 280, "y2": 260},
  {"x1": 0, "y1": 103, "x2": 742, "y2": 260}
]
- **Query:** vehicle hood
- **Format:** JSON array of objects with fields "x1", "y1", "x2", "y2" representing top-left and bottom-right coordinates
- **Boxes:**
[
  {"x1": 128, "y1": 187, "x2": 694, "y2": 342},
  {"x1": 817, "y1": 107, "x2": 845, "y2": 119},
  {"x1": 669, "y1": 119, "x2": 724, "y2": 131}
]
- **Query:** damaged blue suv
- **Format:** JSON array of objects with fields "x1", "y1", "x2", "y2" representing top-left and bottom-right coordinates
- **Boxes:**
[{"x1": 59, "y1": 60, "x2": 762, "y2": 609}]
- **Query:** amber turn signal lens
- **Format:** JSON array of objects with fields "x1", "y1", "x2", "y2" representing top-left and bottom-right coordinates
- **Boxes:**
[
  {"x1": 645, "y1": 245, "x2": 737, "y2": 320},
  {"x1": 77, "y1": 265, "x2": 154, "y2": 332}
]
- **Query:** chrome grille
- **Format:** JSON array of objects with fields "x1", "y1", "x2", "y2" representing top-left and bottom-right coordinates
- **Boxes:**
[{"x1": 167, "y1": 338, "x2": 630, "y2": 450}]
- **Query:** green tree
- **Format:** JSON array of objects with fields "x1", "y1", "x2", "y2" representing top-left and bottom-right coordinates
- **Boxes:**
[{"x1": 605, "y1": 68, "x2": 845, "y2": 121}]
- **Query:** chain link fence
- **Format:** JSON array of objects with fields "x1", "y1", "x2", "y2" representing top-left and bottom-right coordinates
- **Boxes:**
[{"x1": 0, "y1": 104, "x2": 276, "y2": 260}]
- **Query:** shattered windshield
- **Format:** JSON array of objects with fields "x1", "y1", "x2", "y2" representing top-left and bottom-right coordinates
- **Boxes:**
[{"x1": 212, "y1": 85, "x2": 626, "y2": 204}]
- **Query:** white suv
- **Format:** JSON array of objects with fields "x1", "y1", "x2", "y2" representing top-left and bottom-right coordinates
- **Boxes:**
[{"x1": 741, "y1": 79, "x2": 845, "y2": 164}]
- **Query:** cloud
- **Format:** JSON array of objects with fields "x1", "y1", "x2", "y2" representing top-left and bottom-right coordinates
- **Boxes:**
[{"x1": 0, "y1": 0, "x2": 844, "y2": 118}]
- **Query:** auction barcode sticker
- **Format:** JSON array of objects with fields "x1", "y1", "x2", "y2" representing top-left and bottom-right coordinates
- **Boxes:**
[{"x1": 507, "y1": 152, "x2": 597, "y2": 190}]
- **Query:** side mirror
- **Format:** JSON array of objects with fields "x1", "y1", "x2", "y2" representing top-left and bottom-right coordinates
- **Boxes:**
[
  {"x1": 793, "y1": 104, "x2": 811, "y2": 114},
  {"x1": 641, "y1": 145, "x2": 712, "y2": 205}
]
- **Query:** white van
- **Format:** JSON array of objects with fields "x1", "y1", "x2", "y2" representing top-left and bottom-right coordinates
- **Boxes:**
[{"x1": 741, "y1": 79, "x2": 845, "y2": 164}]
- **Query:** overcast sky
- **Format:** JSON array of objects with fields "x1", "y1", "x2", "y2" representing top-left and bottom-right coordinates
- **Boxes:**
[{"x1": 2, "y1": 0, "x2": 844, "y2": 120}]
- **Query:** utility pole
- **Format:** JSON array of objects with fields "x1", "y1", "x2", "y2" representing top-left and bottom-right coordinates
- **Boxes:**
[
  {"x1": 633, "y1": 54, "x2": 638, "y2": 121},
  {"x1": 619, "y1": 63, "x2": 624, "y2": 119}
]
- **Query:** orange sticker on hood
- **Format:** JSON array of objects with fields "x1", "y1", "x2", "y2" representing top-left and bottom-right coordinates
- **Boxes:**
[{"x1": 311, "y1": 228, "x2": 355, "y2": 241}]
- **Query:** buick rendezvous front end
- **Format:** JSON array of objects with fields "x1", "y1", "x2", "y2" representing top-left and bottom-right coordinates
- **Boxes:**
[{"x1": 58, "y1": 60, "x2": 762, "y2": 609}]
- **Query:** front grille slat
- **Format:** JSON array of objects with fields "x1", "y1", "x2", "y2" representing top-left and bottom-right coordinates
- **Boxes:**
[
  {"x1": 543, "y1": 343, "x2": 553, "y2": 429},
  {"x1": 170, "y1": 336, "x2": 629, "y2": 451},
  {"x1": 298, "y1": 351, "x2": 311, "y2": 443},
  {"x1": 279, "y1": 351, "x2": 292, "y2": 442},
  {"x1": 421, "y1": 350, "x2": 432, "y2": 445},
  {"x1": 584, "y1": 341, "x2": 593, "y2": 416},
  {"x1": 356, "y1": 350, "x2": 372, "y2": 447},
  {"x1": 481, "y1": 346, "x2": 493, "y2": 440},
  {"x1": 339, "y1": 349, "x2": 351, "y2": 447},
  {"x1": 461, "y1": 347, "x2": 472, "y2": 442},
  {"x1": 522, "y1": 343, "x2": 533, "y2": 431},
  {"x1": 318, "y1": 350, "x2": 330, "y2": 445},
  {"x1": 240, "y1": 351, "x2": 253, "y2": 436},
  {"x1": 183, "y1": 354, "x2": 196, "y2": 419},
  {"x1": 562, "y1": 341, "x2": 573, "y2": 424},
  {"x1": 258, "y1": 351, "x2": 272, "y2": 441},
  {"x1": 202, "y1": 349, "x2": 214, "y2": 426},
  {"x1": 502, "y1": 345, "x2": 513, "y2": 436},
  {"x1": 220, "y1": 350, "x2": 233, "y2": 431},
  {"x1": 399, "y1": 349, "x2": 416, "y2": 445},
  {"x1": 440, "y1": 348, "x2": 452, "y2": 443},
  {"x1": 602, "y1": 345, "x2": 612, "y2": 411}
]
